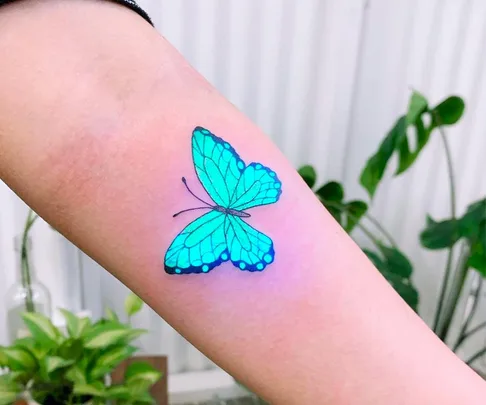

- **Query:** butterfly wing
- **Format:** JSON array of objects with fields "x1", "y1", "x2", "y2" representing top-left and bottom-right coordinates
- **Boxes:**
[
  {"x1": 192, "y1": 127, "x2": 245, "y2": 208},
  {"x1": 165, "y1": 210, "x2": 229, "y2": 274},
  {"x1": 229, "y1": 163, "x2": 282, "y2": 211},
  {"x1": 225, "y1": 215, "x2": 275, "y2": 272}
]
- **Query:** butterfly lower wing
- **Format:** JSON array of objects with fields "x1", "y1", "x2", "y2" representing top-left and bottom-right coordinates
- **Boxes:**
[
  {"x1": 225, "y1": 215, "x2": 275, "y2": 272},
  {"x1": 229, "y1": 163, "x2": 282, "y2": 211},
  {"x1": 192, "y1": 127, "x2": 244, "y2": 208},
  {"x1": 165, "y1": 210, "x2": 229, "y2": 274}
]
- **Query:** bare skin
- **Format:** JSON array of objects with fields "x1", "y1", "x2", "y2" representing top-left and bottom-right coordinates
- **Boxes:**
[{"x1": 0, "y1": 1, "x2": 484, "y2": 404}]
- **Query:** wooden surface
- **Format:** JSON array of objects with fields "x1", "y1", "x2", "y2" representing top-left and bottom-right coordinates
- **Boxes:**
[{"x1": 111, "y1": 355, "x2": 168, "y2": 405}]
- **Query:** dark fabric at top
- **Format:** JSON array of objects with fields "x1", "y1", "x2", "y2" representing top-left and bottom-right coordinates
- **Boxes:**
[{"x1": 0, "y1": 0, "x2": 153, "y2": 26}]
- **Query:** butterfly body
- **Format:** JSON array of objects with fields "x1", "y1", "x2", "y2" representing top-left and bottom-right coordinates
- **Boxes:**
[
  {"x1": 164, "y1": 127, "x2": 282, "y2": 275},
  {"x1": 212, "y1": 205, "x2": 251, "y2": 218}
]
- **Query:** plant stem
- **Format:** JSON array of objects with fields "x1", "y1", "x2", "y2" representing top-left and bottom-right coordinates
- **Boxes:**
[
  {"x1": 437, "y1": 243, "x2": 470, "y2": 341},
  {"x1": 453, "y1": 277, "x2": 483, "y2": 352},
  {"x1": 355, "y1": 222, "x2": 383, "y2": 249},
  {"x1": 363, "y1": 212, "x2": 398, "y2": 248},
  {"x1": 438, "y1": 126, "x2": 457, "y2": 219},
  {"x1": 432, "y1": 126, "x2": 457, "y2": 334},
  {"x1": 465, "y1": 346, "x2": 486, "y2": 365},
  {"x1": 455, "y1": 321, "x2": 486, "y2": 351},
  {"x1": 21, "y1": 209, "x2": 39, "y2": 313}
]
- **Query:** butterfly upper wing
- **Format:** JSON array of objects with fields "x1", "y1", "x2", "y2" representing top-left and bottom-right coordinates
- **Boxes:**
[
  {"x1": 192, "y1": 127, "x2": 245, "y2": 208},
  {"x1": 165, "y1": 210, "x2": 229, "y2": 274},
  {"x1": 229, "y1": 163, "x2": 282, "y2": 211},
  {"x1": 225, "y1": 215, "x2": 275, "y2": 272}
]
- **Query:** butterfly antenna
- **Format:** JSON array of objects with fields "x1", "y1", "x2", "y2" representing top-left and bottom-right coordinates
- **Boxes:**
[
  {"x1": 173, "y1": 206, "x2": 212, "y2": 218},
  {"x1": 181, "y1": 177, "x2": 212, "y2": 207}
]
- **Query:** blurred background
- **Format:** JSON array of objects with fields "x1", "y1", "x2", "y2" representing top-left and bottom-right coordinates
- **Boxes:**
[{"x1": 1, "y1": 0, "x2": 486, "y2": 403}]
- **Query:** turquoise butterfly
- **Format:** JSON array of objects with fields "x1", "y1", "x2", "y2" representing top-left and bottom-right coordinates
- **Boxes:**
[{"x1": 164, "y1": 127, "x2": 282, "y2": 275}]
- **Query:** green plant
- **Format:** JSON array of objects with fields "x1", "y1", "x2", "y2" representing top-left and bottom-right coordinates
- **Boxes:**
[
  {"x1": 299, "y1": 90, "x2": 486, "y2": 364},
  {"x1": 0, "y1": 292, "x2": 161, "y2": 405}
]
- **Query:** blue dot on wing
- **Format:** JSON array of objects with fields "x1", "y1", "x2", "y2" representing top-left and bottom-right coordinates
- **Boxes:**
[
  {"x1": 264, "y1": 254, "x2": 272, "y2": 263},
  {"x1": 239, "y1": 262, "x2": 246, "y2": 269},
  {"x1": 224, "y1": 143, "x2": 230, "y2": 149},
  {"x1": 257, "y1": 263, "x2": 264, "y2": 270},
  {"x1": 255, "y1": 163, "x2": 262, "y2": 169},
  {"x1": 221, "y1": 253, "x2": 228, "y2": 260},
  {"x1": 270, "y1": 172, "x2": 276, "y2": 177},
  {"x1": 201, "y1": 129, "x2": 210, "y2": 134},
  {"x1": 202, "y1": 265, "x2": 209, "y2": 272},
  {"x1": 175, "y1": 268, "x2": 182, "y2": 274},
  {"x1": 275, "y1": 182, "x2": 281, "y2": 189},
  {"x1": 237, "y1": 161, "x2": 245, "y2": 170}
]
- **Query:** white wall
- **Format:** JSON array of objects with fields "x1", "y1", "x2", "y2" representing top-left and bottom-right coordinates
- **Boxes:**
[{"x1": 0, "y1": 0, "x2": 485, "y2": 373}]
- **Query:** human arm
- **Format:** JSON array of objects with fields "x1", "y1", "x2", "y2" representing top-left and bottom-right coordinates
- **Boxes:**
[{"x1": 0, "y1": 1, "x2": 485, "y2": 404}]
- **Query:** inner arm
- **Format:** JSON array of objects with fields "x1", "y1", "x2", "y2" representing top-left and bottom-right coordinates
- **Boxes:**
[{"x1": 0, "y1": 1, "x2": 484, "y2": 404}]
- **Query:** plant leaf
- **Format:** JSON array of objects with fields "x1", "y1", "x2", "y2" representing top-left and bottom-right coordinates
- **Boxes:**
[
  {"x1": 83, "y1": 323, "x2": 145, "y2": 349},
  {"x1": 431, "y1": 96, "x2": 465, "y2": 125},
  {"x1": 0, "y1": 375, "x2": 22, "y2": 405},
  {"x1": 360, "y1": 116, "x2": 406, "y2": 198},
  {"x1": 21, "y1": 312, "x2": 60, "y2": 348},
  {"x1": 0, "y1": 386, "x2": 20, "y2": 405},
  {"x1": 105, "y1": 308, "x2": 119, "y2": 322},
  {"x1": 78, "y1": 316, "x2": 92, "y2": 337},
  {"x1": 125, "y1": 293, "x2": 144, "y2": 318},
  {"x1": 106, "y1": 385, "x2": 131, "y2": 400},
  {"x1": 344, "y1": 200, "x2": 368, "y2": 232},
  {"x1": 395, "y1": 115, "x2": 432, "y2": 174},
  {"x1": 125, "y1": 362, "x2": 162, "y2": 393},
  {"x1": 73, "y1": 382, "x2": 105, "y2": 397},
  {"x1": 377, "y1": 244, "x2": 413, "y2": 278},
  {"x1": 386, "y1": 272, "x2": 419, "y2": 312},
  {"x1": 406, "y1": 90, "x2": 428, "y2": 124},
  {"x1": 315, "y1": 181, "x2": 344, "y2": 202},
  {"x1": 360, "y1": 93, "x2": 465, "y2": 198},
  {"x1": 420, "y1": 217, "x2": 461, "y2": 249},
  {"x1": 14, "y1": 337, "x2": 48, "y2": 360},
  {"x1": 363, "y1": 248, "x2": 418, "y2": 311},
  {"x1": 44, "y1": 356, "x2": 74, "y2": 374},
  {"x1": 316, "y1": 181, "x2": 346, "y2": 225},
  {"x1": 130, "y1": 391, "x2": 156, "y2": 404},
  {"x1": 0, "y1": 392, "x2": 19, "y2": 405},
  {"x1": 59, "y1": 308, "x2": 83, "y2": 338},
  {"x1": 298, "y1": 165, "x2": 317, "y2": 188},
  {"x1": 65, "y1": 365, "x2": 87, "y2": 385},
  {"x1": 125, "y1": 362, "x2": 162, "y2": 382},
  {"x1": 90, "y1": 345, "x2": 137, "y2": 380},
  {"x1": 0, "y1": 348, "x2": 8, "y2": 367},
  {"x1": 459, "y1": 198, "x2": 486, "y2": 239},
  {"x1": 0, "y1": 346, "x2": 37, "y2": 372},
  {"x1": 363, "y1": 249, "x2": 387, "y2": 272},
  {"x1": 58, "y1": 338, "x2": 84, "y2": 361},
  {"x1": 468, "y1": 220, "x2": 486, "y2": 276}
]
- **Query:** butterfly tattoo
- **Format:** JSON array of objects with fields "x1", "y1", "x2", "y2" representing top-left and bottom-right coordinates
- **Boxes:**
[{"x1": 164, "y1": 127, "x2": 282, "y2": 275}]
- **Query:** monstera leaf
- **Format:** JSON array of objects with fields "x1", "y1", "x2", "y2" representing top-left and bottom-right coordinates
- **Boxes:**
[
  {"x1": 360, "y1": 91, "x2": 465, "y2": 198},
  {"x1": 421, "y1": 198, "x2": 486, "y2": 275}
]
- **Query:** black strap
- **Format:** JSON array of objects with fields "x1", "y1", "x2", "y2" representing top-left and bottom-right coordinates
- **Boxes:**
[
  {"x1": 108, "y1": 0, "x2": 153, "y2": 25},
  {"x1": 0, "y1": 0, "x2": 153, "y2": 26}
]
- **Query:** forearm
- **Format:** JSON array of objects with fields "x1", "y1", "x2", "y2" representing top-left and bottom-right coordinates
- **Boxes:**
[{"x1": 0, "y1": 1, "x2": 484, "y2": 404}]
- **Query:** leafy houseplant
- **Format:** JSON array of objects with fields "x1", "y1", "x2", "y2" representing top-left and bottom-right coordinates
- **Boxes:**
[
  {"x1": 0, "y1": 293, "x2": 162, "y2": 405},
  {"x1": 299, "y1": 91, "x2": 486, "y2": 365}
]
